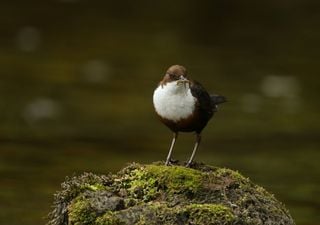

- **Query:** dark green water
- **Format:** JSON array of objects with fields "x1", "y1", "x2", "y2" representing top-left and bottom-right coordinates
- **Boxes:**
[{"x1": 0, "y1": 1, "x2": 320, "y2": 224}]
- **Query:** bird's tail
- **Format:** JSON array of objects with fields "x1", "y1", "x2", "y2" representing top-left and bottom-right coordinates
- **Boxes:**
[{"x1": 210, "y1": 94, "x2": 227, "y2": 105}]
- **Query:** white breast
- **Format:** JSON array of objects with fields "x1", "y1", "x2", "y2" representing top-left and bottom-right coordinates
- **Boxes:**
[{"x1": 153, "y1": 81, "x2": 196, "y2": 122}]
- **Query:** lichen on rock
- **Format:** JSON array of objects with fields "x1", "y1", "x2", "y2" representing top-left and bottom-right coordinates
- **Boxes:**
[{"x1": 48, "y1": 162, "x2": 295, "y2": 225}]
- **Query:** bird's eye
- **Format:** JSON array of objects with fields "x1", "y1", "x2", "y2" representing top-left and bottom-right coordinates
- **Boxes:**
[{"x1": 168, "y1": 73, "x2": 178, "y2": 80}]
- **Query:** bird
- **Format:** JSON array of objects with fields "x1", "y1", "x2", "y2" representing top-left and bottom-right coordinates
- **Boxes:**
[{"x1": 153, "y1": 65, "x2": 226, "y2": 167}]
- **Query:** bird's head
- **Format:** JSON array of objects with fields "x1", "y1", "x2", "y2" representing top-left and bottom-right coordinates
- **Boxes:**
[{"x1": 161, "y1": 65, "x2": 190, "y2": 87}]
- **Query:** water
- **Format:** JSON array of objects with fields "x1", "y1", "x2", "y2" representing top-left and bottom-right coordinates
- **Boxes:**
[{"x1": 0, "y1": 1, "x2": 320, "y2": 224}]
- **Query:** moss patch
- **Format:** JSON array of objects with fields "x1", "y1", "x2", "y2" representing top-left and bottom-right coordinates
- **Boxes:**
[
  {"x1": 48, "y1": 162, "x2": 295, "y2": 225},
  {"x1": 186, "y1": 204, "x2": 235, "y2": 224},
  {"x1": 94, "y1": 202, "x2": 236, "y2": 225},
  {"x1": 117, "y1": 164, "x2": 203, "y2": 201},
  {"x1": 95, "y1": 212, "x2": 124, "y2": 225},
  {"x1": 68, "y1": 197, "x2": 97, "y2": 225}
]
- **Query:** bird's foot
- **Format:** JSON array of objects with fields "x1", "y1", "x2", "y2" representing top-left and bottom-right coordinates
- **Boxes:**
[
  {"x1": 165, "y1": 158, "x2": 179, "y2": 166},
  {"x1": 185, "y1": 161, "x2": 194, "y2": 168}
]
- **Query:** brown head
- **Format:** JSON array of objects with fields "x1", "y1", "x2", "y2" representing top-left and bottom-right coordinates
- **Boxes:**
[{"x1": 160, "y1": 65, "x2": 189, "y2": 86}]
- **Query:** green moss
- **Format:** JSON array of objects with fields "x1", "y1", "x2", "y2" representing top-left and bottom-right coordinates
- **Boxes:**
[
  {"x1": 66, "y1": 182, "x2": 111, "y2": 224},
  {"x1": 214, "y1": 168, "x2": 249, "y2": 184},
  {"x1": 147, "y1": 202, "x2": 236, "y2": 224},
  {"x1": 95, "y1": 212, "x2": 124, "y2": 225},
  {"x1": 54, "y1": 172, "x2": 111, "y2": 203},
  {"x1": 186, "y1": 204, "x2": 235, "y2": 224},
  {"x1": 95, "y1": 202, "x2": 235, "y2": 225},
  {"x1": 118, "y1": 164, "x2": 203, "y2": 201},
  {"x1": 146, "y1": 165, "x2": 202, "y2": 191},
  {"x1": 68, "y1": 197, "x2": 97, "y2": 225}
]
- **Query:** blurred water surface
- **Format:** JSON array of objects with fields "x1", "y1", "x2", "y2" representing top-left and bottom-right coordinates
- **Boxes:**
[{"x1": 0, "y1": 1, "x2": 319, "y2": 224}]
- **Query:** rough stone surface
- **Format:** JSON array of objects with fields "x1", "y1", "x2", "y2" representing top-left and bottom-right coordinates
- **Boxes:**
[{"x1": 47, "y1": 162, "x2": 295, "y2": 225}]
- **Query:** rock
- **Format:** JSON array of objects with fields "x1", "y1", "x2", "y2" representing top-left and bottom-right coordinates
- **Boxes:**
[{"x1": 47, "y1": 162, "x2": 295, "y2": 225}]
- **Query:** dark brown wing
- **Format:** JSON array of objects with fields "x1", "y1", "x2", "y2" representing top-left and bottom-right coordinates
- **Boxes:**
[{"x1": 190, "y1": 80, "x2": 214, "y2": 122}]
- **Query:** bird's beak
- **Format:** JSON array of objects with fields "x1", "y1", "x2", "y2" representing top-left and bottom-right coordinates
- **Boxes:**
[{"x1": 177, "y1": 76, "x2": 190, "y2": 88}]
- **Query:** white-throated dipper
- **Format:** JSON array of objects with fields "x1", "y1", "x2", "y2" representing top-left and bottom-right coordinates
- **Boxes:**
[{"x1": 153, "y1": 65, "x2": 226, "y2": 167}]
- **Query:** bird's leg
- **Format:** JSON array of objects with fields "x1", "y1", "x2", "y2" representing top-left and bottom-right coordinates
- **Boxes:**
[
  {"x1": 186, "y1": 133, "x2": 201, "y2": 167},
  {"x1": 165, "y1": 132, "x2": 178, "y2": 166}
]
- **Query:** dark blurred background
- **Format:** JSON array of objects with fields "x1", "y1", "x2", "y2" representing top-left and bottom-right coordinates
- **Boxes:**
[{"x1": 1, "y1": 0, "x2": 319, "y2": 224}]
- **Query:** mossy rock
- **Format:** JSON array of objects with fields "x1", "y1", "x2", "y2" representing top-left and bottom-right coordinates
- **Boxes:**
[{"x1": 48, "y1": 162, "x2": 295, "y2": 225}]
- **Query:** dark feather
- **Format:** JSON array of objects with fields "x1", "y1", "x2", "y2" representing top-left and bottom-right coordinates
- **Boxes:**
[
  {"x1": 190, "y1": 80, "x2": 214, "y2": 120},
  {"x1": 210, "y1": 95, "x2": 227, "y2": 105},
  {"x1": 190, "y1": 80, "x2": 226, "y2": 115}
]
